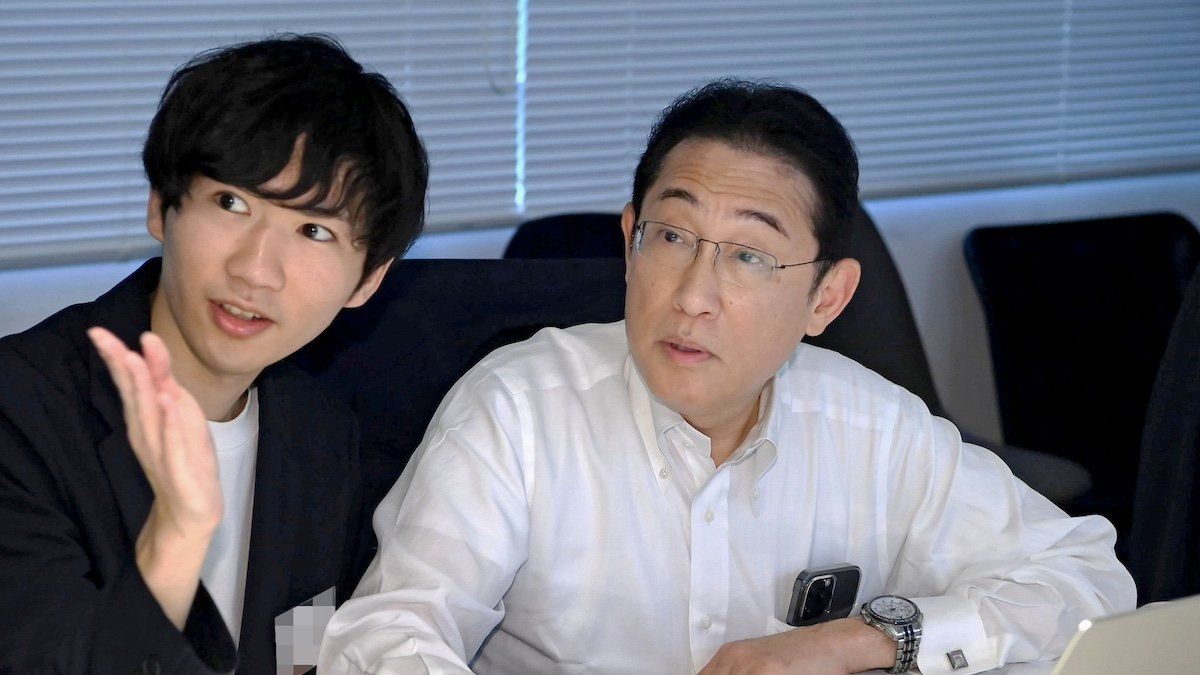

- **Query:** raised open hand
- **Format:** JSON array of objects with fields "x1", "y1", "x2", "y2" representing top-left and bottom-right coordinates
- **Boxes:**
[{"x1": 87, "y1": 327, "x2": 223, "y2": 628}]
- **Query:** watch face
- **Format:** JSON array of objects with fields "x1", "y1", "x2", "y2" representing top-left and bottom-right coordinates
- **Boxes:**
[{"x1": 868, "y1": 595, "x2": 917, "y2": 621}]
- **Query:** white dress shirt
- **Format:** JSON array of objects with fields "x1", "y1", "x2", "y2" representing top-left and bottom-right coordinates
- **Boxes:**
[{"x1": 320, "y1": 321, "x2": 1135, "y2": 674}]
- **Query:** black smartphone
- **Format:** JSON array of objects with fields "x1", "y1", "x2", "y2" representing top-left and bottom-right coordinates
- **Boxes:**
[{"x1": 785, "y1": 563, "x2": 861, "y2": 627}]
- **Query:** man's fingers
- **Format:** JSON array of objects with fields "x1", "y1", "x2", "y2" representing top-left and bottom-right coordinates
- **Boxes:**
[
  {"x1": 158, "y1": 390, "x2": 185, "y2": 466},
  {"x1": 88, "y1": 328, "x2": 134, "y2": 402},
  {"x1": 123, "y1": 348, "x2": 163, "y2": 458},
  {"x1": 158, "y1": 388, "x2": 222, "y2": 527},
  {"x1": 163, "y1": 378, "x2": 214, "y2": 460},
  {"x1": 179, "y1": 389, "x2": 211, "y2": 446},
  {"x1": 141, "y1": 332, "x2": 173, "y2": 387},
  {"x1": 157, "y1": 391, "x2": 198, "y2": 519},
  {"x1": 86, "y1": 326, "x2": 118, "y2": 351},
  {"x1": 88, "y1": 328, "x2": 147, "y2": 453}
]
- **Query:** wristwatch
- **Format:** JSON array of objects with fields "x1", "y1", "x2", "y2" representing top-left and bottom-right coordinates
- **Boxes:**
[{"x1": 861, "y1": 595, "x2": 922, "y2": 673}]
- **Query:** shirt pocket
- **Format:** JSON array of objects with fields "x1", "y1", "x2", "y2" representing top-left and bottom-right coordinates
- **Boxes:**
[{"x1": 764, "y1": 616, "x2": 793, "y2": 636}]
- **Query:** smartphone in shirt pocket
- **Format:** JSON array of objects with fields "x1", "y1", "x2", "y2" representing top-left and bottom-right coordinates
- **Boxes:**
[{"x1": 785, "y1": 563, "x2": 861, "y2": 627}]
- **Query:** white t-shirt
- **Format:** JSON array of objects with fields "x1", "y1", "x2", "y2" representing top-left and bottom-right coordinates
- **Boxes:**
[{"x1": 201, "y1": 387, "x2": 259, "y2": 644}]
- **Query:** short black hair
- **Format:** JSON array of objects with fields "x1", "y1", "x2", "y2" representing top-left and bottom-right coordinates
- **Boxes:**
[
  {"x1": 143, "y1": 33, "x2": 428, "y2": 282},
  {"x1": 632, "y1": 79, "x2": 858, "y2": 286}
]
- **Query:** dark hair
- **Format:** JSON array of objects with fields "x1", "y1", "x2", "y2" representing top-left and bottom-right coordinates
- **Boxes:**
[
  {"x1": 143, "y1": 33, "x2": 428, "y2": 282},
  {"x1": 632, "y1": 79, "x2": 858, "y2": 286}
]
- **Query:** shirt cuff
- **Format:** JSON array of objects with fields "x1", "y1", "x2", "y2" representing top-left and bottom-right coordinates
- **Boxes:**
[{"x1": 911, "y1": 595, "x2": 992, "y2": 675}]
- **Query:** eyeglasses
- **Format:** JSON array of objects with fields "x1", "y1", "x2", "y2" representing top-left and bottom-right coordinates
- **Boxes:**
[{"x1": 632, "y1": 220, "x2": 824, "y2": 288}]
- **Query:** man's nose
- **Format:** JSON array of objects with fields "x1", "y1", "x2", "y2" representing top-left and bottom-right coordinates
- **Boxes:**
[
  {"x1": 672, "y1": 240, "x2": 723, "y2": 317},
  {"x1": 226, "y1": 221, "x2": 285, "y2": 294}
]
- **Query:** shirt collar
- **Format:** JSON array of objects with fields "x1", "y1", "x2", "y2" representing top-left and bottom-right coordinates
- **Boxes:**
[
  {"x1": 740, "y1": 377, "x2": 779, "y2": 458},
  {"x1": 625, "y1": 356, "x2": 673, "y2": 494},
  {"x1": 743, "y1": 378, "x2": 781, "y2": 515},
  {"x1": 626, "y1": 354, "x2": 785, "y2": 495},
  {"x1": 647, "y1": 388, "x2": 687, "y2": 439}
]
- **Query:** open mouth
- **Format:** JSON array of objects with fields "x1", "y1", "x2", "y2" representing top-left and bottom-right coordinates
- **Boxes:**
[
  {"x1": 220, "y1": 302, "x2": 263, "y2": 321},
  {"x1": 210, "y1": 300, "x2": 273, "y2": 338},
  {"x1": 662, "y1": 339, "x2": 712, "y2": 363}
]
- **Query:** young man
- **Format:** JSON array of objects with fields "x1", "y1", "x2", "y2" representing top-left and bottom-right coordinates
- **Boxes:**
[
  {"x1": 321, "y1": 81, "x2": 1135, "y2": 674},
  {"x1": 0, "y1": 35, "x2": 427, "y2": 673}
]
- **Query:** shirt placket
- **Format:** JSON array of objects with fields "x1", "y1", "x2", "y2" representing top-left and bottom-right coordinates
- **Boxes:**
[{"x1": 688, "y1": 467, "x2": 731, "y2": 671}]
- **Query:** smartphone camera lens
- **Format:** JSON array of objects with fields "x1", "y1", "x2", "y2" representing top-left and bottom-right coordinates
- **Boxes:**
[{"x1": 800, "y1": 575, "x2": 836, "y2": 621}]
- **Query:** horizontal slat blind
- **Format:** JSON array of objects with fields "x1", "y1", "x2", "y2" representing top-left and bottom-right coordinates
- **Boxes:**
[
  {"x1": 4, "y1": 2, "x2": 1199, "y2": 270},
  {"x1": 523, "y1": 0, "x2": 1200, "y2": 216},
  {"x1": 0, "y1": 0, "x2": 517, "y2": 269},
  {"x1": 1064, "y1": 0, "x2": 1200, "y2": 179}
]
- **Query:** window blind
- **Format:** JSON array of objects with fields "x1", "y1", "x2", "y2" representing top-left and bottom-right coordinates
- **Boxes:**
[
  {"x1": 522, "y1": 0, "x2": 1200, "y2": 216},
  {"x1": 1064, "y1": 0, "x2": 1200, "y2": 179},
  {"x1": 3, "y1": 1, "x2": 1198, "y2": 270},
  {"x1": 0, "y1": 0, "x2": 517, "y2": 270}
]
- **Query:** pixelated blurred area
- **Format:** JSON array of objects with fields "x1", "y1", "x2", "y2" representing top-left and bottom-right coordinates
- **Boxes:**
[{"x1": 275, "y1": 586, "x2": 336, "y2": 674}]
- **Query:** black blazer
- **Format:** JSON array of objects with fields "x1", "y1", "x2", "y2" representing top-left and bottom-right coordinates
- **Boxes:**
[{"x1": 0, "y1": 259, "x2": 368, "y2": 674}]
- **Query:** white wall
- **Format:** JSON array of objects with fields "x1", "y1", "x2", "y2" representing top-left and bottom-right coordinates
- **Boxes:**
[{"x1": 3, "y1": 170, "x2": 1199, "y2": 442}]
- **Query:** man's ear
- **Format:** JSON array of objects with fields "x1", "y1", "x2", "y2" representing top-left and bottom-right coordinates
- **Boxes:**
[
  {"x1": 345, "y1": 258, "x2": 394, "y2": 309},
  {"x1": 804, "y1": 258, "x2": 861, "y2": 337},
  {"x1": 146, "y1": 190, "x2": 166, "y2": 243},
  {"x1": 620, "y1": 203, "x2": 637, "y2": 282},
  {"x1": 620, "y1": 203, "x2": 637, "y2": 254}
]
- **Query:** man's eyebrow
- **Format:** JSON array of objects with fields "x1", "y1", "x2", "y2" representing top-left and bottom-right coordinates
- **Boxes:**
[
  {"x1": 733, "y1": 208, "x2": 787, "y2": 237},
  {"x1": 656, "y1": 186, "x2": 787, "y2": 237},
  {"x1": 656, "y1": 187, "x2": 699, "y2": 207},
  {"x1": 289, "y1": 203, "x2": 351, "y2": 222},
  {"x1": 301, "y1": 206, "x2": 343, "y2": 218}
]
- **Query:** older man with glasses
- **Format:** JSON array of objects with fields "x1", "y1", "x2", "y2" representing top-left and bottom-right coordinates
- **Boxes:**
[{"x1": 321, "y1": 80, "x2": 1134, "y2": 675}]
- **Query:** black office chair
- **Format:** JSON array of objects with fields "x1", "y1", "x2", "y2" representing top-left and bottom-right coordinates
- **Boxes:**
[
  {"x1": 964, "y1": 212, "x2": 1200, "y2": 550},
  {"x1": 1128, "y1": 268, "x2": 1200, "y2": 603},
  {"x1": 504, "y1": 212, "x2": 624, "y2": 259}
]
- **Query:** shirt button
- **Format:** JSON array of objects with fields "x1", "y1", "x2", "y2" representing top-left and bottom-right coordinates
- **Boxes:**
[
  {"x1": 752, "y1": 486, "x2": 760, "y2": 499},
  {"x1": 700, "y1": 615, "x2": 713, "y2": 630},
  {"x1": 659, "y1": 468, "x2": 670, "y2": 480},
  {"x1": 703, "y1": 509, "x2": 715, "y2": 523}
]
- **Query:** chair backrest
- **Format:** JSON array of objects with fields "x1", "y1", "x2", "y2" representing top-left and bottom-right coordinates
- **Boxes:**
[
  {"x1": 1128, "y1": 267, "x2": 1200, "y2": 603},
  {"x1": 964, "y1": 212, "x2": 1200, "y2": 535},
  {"x1": 504, "y1": 212, "x2": 624, "y2": 259},
  {"x1": 809, "y1": 204, "x2": 944, "y2": 417}
]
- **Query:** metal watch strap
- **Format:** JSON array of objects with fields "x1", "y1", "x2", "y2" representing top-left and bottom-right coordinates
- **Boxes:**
[{"x1": 890, "y1": 622, "x2": 921, "y2": 673}]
